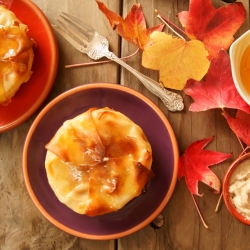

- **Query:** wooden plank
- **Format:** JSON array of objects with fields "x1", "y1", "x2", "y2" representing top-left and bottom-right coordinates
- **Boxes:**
[
  {"x1": 0, "y1": 0, "x2": 120, "y2": 249},
  {"x1": 119, "y1": 0, "x2": 250, "y2": 249},
  {"x1": 1, "y1": 0, "x2": 250, "y2": 249}
]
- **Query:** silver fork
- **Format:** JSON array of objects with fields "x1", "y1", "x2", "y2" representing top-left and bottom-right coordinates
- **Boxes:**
[{"x1": 52, "y1": 12, "x2": 184, "y2": 112}]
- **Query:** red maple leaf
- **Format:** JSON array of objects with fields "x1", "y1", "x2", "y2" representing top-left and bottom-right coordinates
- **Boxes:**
[
  {"x1": 178, "y1": 136, "x2": 231, "y2": 196},
  {"x1": 95, "y1": 1, "x2": 164, "y2": 50},
  {"x1": 178, "y1": 0, "x2": 246, "y2": 59},
  {"x1": 223, "y1": 110, "x2": 250, "y2": 147},
  {"x1": 184, "y1": 50, "x2": 250, "y2": 114}
]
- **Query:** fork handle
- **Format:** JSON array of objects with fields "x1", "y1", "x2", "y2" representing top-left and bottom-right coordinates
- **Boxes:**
[{"x1": 105, "y1": 52, "x2": 184, "y2": 112}]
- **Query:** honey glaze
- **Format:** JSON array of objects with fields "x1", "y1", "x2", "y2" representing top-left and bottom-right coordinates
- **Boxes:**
[{"x1": 240, "y1": 44, "x2": 250, "y2": 95}]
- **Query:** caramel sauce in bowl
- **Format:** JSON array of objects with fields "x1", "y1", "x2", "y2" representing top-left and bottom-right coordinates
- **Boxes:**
[{"x1": 230, "y1": 30, "x2": 250, "y2": 105}]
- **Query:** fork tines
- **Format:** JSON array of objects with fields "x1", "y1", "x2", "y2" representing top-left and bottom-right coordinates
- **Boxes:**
[{"x1": 55, "y1": 12, "x2": 95, "y2": 42}]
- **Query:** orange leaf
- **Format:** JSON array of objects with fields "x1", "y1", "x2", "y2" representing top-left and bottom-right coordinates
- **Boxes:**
[
  {"x1": 95, "y1": 1, "x2": 164, "y2": 50},
  {"x1": 142, "y1": 31, "x2": 210, "y2": 90},
  {"x1": 178, "y1": 0, "x2": 246, "y2": 59},
  {"x1": 178, "y1": 136, "x2": 232, "y2": 196}
]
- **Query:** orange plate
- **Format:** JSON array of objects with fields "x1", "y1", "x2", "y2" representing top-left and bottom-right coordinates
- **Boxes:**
[
  {"x1": 0, "y1": 0, "x2": 58, "y2": 133},
  {"x1": 23, "y1": 83, "x2": 179, "y2": 239}
]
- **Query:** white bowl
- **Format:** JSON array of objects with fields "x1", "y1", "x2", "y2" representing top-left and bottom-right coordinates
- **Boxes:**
[{"x1": 230, "y1": 30, "x2": 250, "y2": 105}]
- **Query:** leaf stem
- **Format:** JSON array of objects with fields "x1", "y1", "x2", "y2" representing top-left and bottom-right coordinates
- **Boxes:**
[
  {"x1": 215, "y1": 192, "x2": 223, "y2": 212},
  {"x1": 191, "y1": 193, "x2": 209, "y2": 229},
  {"x1": 155, "y1": 9, "x2": 187, "y2": 41},
  {"x1": 64, "y1": 49, "x2": 140, "y2": 69},
  {"x1": 237, "y1": 135, "x2": 246, "y2": 152},
  {"x1": 239, "y1": 145, "x2": 249, "y2": 158}
]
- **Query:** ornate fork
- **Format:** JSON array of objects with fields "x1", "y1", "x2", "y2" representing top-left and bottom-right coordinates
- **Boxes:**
[{"x1": 52, "y1": 12, "x2": 184, "y2": 112}]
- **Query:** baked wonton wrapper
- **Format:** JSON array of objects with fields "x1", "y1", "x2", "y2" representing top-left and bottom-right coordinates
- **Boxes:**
[
  {"x1": 45, "y1": 107, "x2": 153, "y2": 216},
  {"x1": 0, "y1": 5, "x2": 34, "y2": 105}
]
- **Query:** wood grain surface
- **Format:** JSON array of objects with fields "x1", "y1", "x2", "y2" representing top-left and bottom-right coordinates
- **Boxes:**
[{"x1": 0, "y1": 0, "x2": 249, "y2": 249}]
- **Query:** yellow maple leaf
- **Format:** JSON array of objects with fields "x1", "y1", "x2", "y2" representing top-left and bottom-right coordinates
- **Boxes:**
[{"x1": 142, "y1": 31, "x2": 210, "y2": 90}]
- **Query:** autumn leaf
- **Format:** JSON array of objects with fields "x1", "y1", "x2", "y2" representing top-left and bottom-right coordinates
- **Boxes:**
[
  {"x1": 178, "y1": 136, "x2": 231, "y2": 196},
  {"x1": 95, "y1": 1, "x2": 164, "y2": 50},
  {"x1": 184, "y1": 50, "x2": 250, "y2": 114},
  {"x1": 178, "y1": 0, "x2": 246, "y2": 59},
  {"x1": 223, "y1": 110, "x2": 250, "y2": 147},
  {"x1": 142, "y1": 31, "x2": 210, "y2": 90}
]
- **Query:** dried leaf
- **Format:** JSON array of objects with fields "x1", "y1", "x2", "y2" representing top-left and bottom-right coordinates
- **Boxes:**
[
  {"x1": 178, "y1": 0, "x2": 246, "y2": 59},
  {"x1": 95, "y1": 1, "x2": 164, "y2": 50},
  {"x1": 184, "y1": 50, "x2": 250, "y2": 113},
  {"x1": 178, "y1": 136, "x2": 231, "y2": 196},
  {"x1": 142, "y1": 31, "x2": 210, "y2": 90},
  {"x1": 223, "y1": 110, "x2": 250, "y2": 146}
]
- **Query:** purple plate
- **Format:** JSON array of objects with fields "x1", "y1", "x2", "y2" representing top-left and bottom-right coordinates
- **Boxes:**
[{"x1": 23, "y1": 83, "x2": 178, "y2": 240}]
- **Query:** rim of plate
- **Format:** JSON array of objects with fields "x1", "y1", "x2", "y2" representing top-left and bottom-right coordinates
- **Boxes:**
[{"x1": 23, "y1": 83, "x2": 179, "y2": 239}]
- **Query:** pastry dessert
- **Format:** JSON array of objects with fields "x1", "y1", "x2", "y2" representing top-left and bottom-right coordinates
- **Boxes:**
[
  {"x1": 0, "y1": 5, "x2": 34, "y2": 105},
  {"x1": 45, "y1": 107, "x2": 153, "y2": 216}
]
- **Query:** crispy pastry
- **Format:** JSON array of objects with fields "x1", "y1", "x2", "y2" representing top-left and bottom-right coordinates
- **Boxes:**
[
  {"x1": 45, "y1": 107, "x2": 153, "y2": 216},
  {"x1": 0, "y1": 5, "x2": 34, "y2": 105}
]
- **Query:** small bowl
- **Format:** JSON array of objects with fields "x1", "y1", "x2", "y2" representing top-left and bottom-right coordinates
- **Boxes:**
[
  {"x1": 230, "y1": 30, "x2": 250, "y2": 105},
  {"x1": 23, "y1": 83, "x2": 179, "y2": 239},
  {"x1": 223, "y1": 153, "x2": 250, "y2": 225}
]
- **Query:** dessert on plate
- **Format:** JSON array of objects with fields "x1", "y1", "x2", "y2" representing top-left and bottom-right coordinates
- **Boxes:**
[
  {"x1": 45, "y1": 107, "x2": 154, "y2": 216},
  {"x1": 0, "y1": 5, "x2": 34, "y2": 105}
]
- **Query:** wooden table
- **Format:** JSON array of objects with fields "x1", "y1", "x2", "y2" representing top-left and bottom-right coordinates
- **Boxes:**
[{"x1": 1, "y1": 0, "x2": 249, "y2": 249}]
